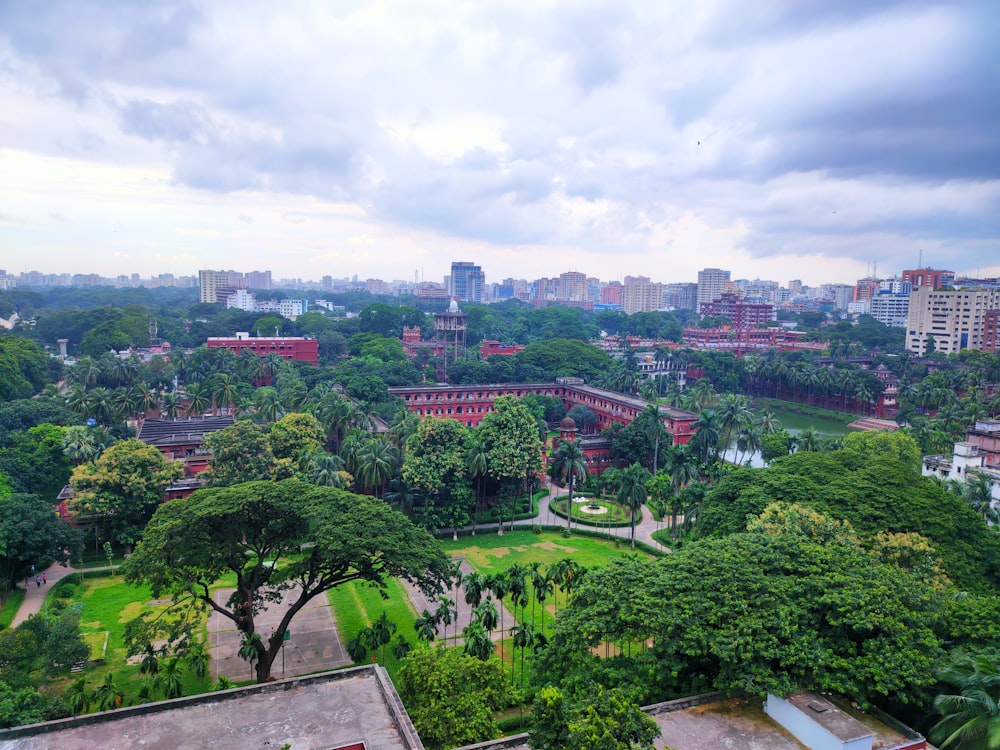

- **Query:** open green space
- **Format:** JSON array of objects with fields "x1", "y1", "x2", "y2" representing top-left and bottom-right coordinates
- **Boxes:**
[
  {"x1": 440, "y1": 529, "x2": 650, "y2": 572},
  {"x1": 549, "y1": 496, "x2": 632, "y2": 527},
  {"x1": 0, "y1": 589, "x2": 25, "y2": 630}
]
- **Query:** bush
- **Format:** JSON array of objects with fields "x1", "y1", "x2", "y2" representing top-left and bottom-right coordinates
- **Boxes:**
[
  {"x1": 62, "y1": 573, "x2": 83, "y2": 586},
  {"x1": 55, "y1": 585, "x2": 76, "y2": 599}
]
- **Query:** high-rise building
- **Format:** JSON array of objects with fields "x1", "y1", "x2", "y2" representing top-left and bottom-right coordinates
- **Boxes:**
[
  {"x1": 622, "y1": 278, "x2": 665, "y2": 314},
  {"x1": 697, "y1": 268, "x2": 731, "y2": 308},
  {"x1": 869, "y1": 292, "x2": 910, "y2": 328},
  {"x1": 699, "y1": 293, "x2": 775, "y2": 326},
  {"x1": 600, "y1": 281, "x2": 624, "y2": 306},
  {"x1": 663, "y1": 282, "x2": 698, "y2": 311},
  {"x1": 557, "y1": 271, "x2": 588, "y2": 301},
  {"x1": 448, "y1": 262, "x2": 486, "y2": 303},
  {"x1": 199, "y1": 269, "x2": 232, "y2": 303},
  {"x1": 905, "y1": 286, "x2": 1000, "y2": 355}
]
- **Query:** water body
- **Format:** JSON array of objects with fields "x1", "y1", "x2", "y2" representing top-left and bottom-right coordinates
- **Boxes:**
[{"x1": 721, "y1": 400, "x2": 854, "y2": 467}]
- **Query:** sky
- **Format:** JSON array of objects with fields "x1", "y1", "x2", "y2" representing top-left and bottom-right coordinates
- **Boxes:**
[{"x1": 1, "y1": 1, "x2": 998, "y2": 288}]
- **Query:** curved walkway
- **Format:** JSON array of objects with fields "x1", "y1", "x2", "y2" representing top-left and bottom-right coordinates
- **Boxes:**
[
  {"x1": 459, "y1": 480, "x2": 672, "y2": 554},
  {"x1": 10, "y1": 563, "x2": 113, "y2": 628}
]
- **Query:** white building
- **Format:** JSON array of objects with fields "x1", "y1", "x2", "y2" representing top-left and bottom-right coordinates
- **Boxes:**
[
  {"x1": 922, "y1": 420, "x2": 1000, "y2": 509},
  {"x1": 869, "y1": 293, "x2": 910, "y2": 328},
  {"x1": 905, "y1": 286, "x2": 1000, "y2": 355},
  {"x1": 697, "y1": 268, "x2": 731, "y2": 308},
  {"x1": 225, "y1": 289, "x2": 256, "y2": 311}
]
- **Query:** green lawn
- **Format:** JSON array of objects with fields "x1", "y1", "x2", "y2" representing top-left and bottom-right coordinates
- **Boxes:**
[
  {"x1": 0, "y1": 589, "x2": 25, "y2": 630},
  {"x1": 328, "y1": 576, "x2": 419, "y2": 679},
  {"x1": 440, "y1": 529, "x2": 649, "y2": 572}
]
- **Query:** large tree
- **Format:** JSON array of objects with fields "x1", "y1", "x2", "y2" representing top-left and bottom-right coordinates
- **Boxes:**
[
  {"x1": 477, "y1": 395, "x2": 543, "y2": 533},
  {"x1": 403, "y1": 417, "x2": 473, "y2": 536},
  {"x1": 69, "y1": 438, "x2": 184, "y2": 547},
  {"x1": 0, "y1": 492, "x2": 81, "y2": 591},
  {"x1": 123, "y1": 479, "x2": 451, "y2": 683}
]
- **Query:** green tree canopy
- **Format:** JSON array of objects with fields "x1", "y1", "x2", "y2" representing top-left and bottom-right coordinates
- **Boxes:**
[
  {"x1": 0, "y1": 493, "x2": 81, "y2": 591},
  {"x1": 123, "y1": 479, "x2": 451, "y2": 683},
  {"x1": 204, "y1": 420, "x2": 278, "y2": 486},
  {"x1": 403, "y1": 417, "x2": 474, "y2": 534},
  {"x1": 396, "y1": 646, "x2": 511, "y2": 750},
  {"x1": 69, "y1": 438, "x2": 184, "y2": 547}
]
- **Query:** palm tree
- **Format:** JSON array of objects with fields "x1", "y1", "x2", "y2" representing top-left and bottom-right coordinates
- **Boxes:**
[
  {"x1": 435, "y1": 597, "x2": 456, "y2": 644},
  {"x1": 86, "y1": 386, "x2": 115, "y2": 427},
  {"x1": 641, "y1": 403, "x2": 669, "y2": 476},
  {"x1": 474, "y1": 599, "x2": 499, "y2": 639},
  {"x1": 931, "y1": 651, "x2": 1000, "y2": 749},
  {"x1": 391, "y1": 635, "x2": 412, "y2": 661},
  {"x1": 346, "y1": 628, "x2": 372, "y2": 664},
  {"x1": 356, "y1": 435, "x2": 399, "y2": 498},
  {"x1": 463, "y1": 622, "x2": 494, "y2": 661},
  {"x1": 463, "y1": 571, "x2": 486, "y2": 629},
  {"x1": 798, "y1": 426, "x2": 821, "y2": 452},
  {"x1": 466, "y1": 437, "x2": 490, "y2": 536},
  {"x1": 963, "y1": 474, "x2": 1000, "y2": 524},
  {"x1": 212, "y1": 374, "x2": 241, "y2": 415},
  {"x1": 370, "y1": 612, "x2": 397, "y2": 664},
  {"x1": 690, "y1": 410, "x2": 721, "y2": 464},
  {"x1": 253, "y1": 386, "x2": 284, "y2": 423},
  {"x1": 549, "y1": 438, "x2": 588, "y2": 532},
  {"x1": 533, "y1": 565, "x2": 554, "y2": 632},
  {"x1": 301, "y1": 449, "x2": 347, "y2": 488},
  {"x1": 183, "y1": 381, "x2": 211, "y2": 417},
  {"x1": 93, "y1": 672, "x2": 125, "y2": 711},
  {"x1": 413, "y1": 610, "x2": 439, "y2": 643},
  {"x1": 616, "y1": 462, "x2": 650, "y2": 549},
  {"x1": 485, "y1": 573, "x2": 509, "y2": 648},
  {"x1": 510, "y1": 622, "x2": 536, "y2": 689},
  {"x1": 155, "y1": 657, "x2": 184, "y2": 699},
  {"x1": 65, "y1": 677, "x2": 90, "y2": 715}
]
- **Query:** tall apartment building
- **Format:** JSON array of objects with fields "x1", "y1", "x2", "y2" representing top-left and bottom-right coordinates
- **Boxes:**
[
  {"x1": 199, "y1": 269, "x2": 233, "y2": 303},
  {"x1": 869, "y1": 293, "x2": 910, "y2": 328},
  {"x1": 557, "y1": 271, "x2": 588, "y2": 301},
  {"x1": 448, "y1": 262, "x2": 486, "y2": 303},
  {"x1": 985, "y1": 310, "x2": 1000, "y2": 352},
  {"x1": 905, "y1": 286, "x2": 1000, "y2": 355},
  {"x1": 902, "y1": 268, "x2": 954, "y2": 289},
  {"x1": 821, "y1": 284, "x2": 855, "y2": 311},
  {"x1": 622, "y1": 278, "x2": 665, "y2": 314},
  {"x1": 663, "y1": 282, "x2": 698, "y2": 311},
  {"x1": 244, "y1": 270, "x2": 272, "y2": 290},
  {"x1": 600, "y1": 281, "x2": 623, "y2": 306},
  {"x1": 697, "y1": 268, "x2": 731, "y2": 308}
]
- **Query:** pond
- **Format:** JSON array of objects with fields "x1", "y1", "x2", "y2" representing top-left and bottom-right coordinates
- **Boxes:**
[{"x1": 721, "y1": 399, "x2": 855, "y2": 467}]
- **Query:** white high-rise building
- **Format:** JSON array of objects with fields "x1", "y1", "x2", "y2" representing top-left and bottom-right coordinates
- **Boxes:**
[
  {"x1": 906, "y1": 286, "x2": 1000, "y2": 355},
  {"x1": 697, "y1": 268, "x2": 731, "y2": 307}
]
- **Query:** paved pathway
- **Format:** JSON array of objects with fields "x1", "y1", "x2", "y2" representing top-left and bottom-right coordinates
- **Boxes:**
[
  {"x1": 9, "y1": 562, "x2": 113, "y2": 628},
  {"x1": 457, "y1": 480, "x2": 672, "y2": 553}
]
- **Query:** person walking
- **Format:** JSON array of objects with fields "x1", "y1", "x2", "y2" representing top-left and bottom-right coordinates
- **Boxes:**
[
  {"x1": 35, "y1": 575, "x2": 40, "y2": 588},
  {"x1": 42, "y1": 573, "x2": 46, "y2": 585}
]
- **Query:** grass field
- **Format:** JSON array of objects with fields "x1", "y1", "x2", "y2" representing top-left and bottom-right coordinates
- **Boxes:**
[
  {"x1": 0, "y1": 589, "x2": 25, "y2": 630},
  {"x1": 440, "y1": 529, "x2": 648, "y2": 572}
]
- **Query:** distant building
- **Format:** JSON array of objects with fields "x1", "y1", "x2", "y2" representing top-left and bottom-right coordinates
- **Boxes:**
[
  {"x1": 199, "y1": 269, "x2": 240, "y2": 304},
  {"x1": 922, "y1": 420, "x2": 1000, "y2": 508},
  {"x1": 905, "y1": 286, "x2": 1000, "y2": 355},
  {"x1": 449, "y1": 261, "x2": 486, "y2": 303},
  {"x1": 663, "y1": 282, "x2": 698, "y2": 311},
  {"x1": 622, "y1": 278, "x2": 665, "y2": 314},
  {"x1": 206, "y1": 332, "x2": 319, "y2": 365},
  {"x1": 698, "y1": 293, "x2": 776, "y2": 327},
  {"x1": 697, "y1": 268, "x2": 731, "y2": 309},
  {"x1": 137, "y1": 415, "x2": 236, "y2": 478},
  {"x1": 869, "y1": 292, "x2": 910, "y2": 328},
  {"x1": 557, "y1": 271, "x2": 588, "y2": 302},
  {"x1": 985, "y1": 309, "x2": 1000, "y2": 352},
  {"x1": 902, "y1": 267, "x2": 954, "y2": 289},
  {"x1": 599, "y1": 281, "x2": 623, "y2": 306},
  {"x1": 479, "y1": 340, "x2": 525, "y2": 357}
]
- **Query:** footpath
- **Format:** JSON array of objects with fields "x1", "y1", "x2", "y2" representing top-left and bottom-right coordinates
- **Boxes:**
[{"x1": 10, "y1": 563, "x2": 113, "y2": 628}]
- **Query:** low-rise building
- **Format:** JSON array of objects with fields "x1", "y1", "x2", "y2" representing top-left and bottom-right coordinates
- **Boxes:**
[
  {"x1": 922, "y1": 419, "x2": 1000, "y2": 507},
  {"x1": 206, "y1": 333, "x2": 319, "y2": 366}
]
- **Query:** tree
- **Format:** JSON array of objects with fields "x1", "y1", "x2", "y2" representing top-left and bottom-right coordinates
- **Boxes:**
[
  {"x1": 616, "y1": 463, "x2": 649, "y2": 549},
  {"x1": 123, "y1": 479, "x2": 451, "y2": 683},
  {"x1": 477, "y1": 396, "x2": 543, "y2": 534},
  {"x1": 538, "y1": 531, "x2": 944, "y2": 708},
  {"x1": 530, "y1": 685, "x2": 660, "y2": 750},
  {"x1": 403, "y1": 418, "x2": 473, "y2": 536},
  {"x1": 932, "y1": 650, "x2": 1000, "y2": 750},
  {"x1": 549, "y1": 439, "x2": 588, "y2": 532},
  {"x1": 69, "y1": 438, "x2": 184, "y2": 548},
  {"x1": 396, "y1": 646, "x2": 511, "y2": 750},
  {"x1": 0, "y1": 493, "x2": 80, "y2": 591},
  {"x1": 203, "y1": 420, "x2": 277, "y2": 487}
]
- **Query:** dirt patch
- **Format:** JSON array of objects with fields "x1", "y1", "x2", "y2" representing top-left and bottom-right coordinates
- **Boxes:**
[
  {"x1": 118, "y1": 602, "x2": 147, "y2": 622},
  {"x1": 145, "y1": 597, "x2": 173, "y2": 607},
  {"x1": 485, "y1": 547, "x2": 511, "y2": 559},
  {"x1": 532, "y1": 541, "x2": 576, "y2": 553}
]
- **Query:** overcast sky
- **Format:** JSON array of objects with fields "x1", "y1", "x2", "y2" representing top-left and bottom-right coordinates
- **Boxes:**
[{"x1": 1, "y1": 1, "x2": 998, "y2": 287}]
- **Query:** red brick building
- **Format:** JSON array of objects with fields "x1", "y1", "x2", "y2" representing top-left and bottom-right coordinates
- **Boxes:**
[
  {"x1": 137, "y1": 415, "x2": 236, "y2": 477},
  {"x1": 984, "y1": 309, "x2": 1000, "y2": 352},
  {"x1": 479, "y1": 340, "x2": 526, "y2": 357},
  {"x1": 206, "y1": 333, "x2": 319, "y2": 365},
  {"x1": 902, "y1": 268, "x2": 954, "y2": 289},
  {"x1": 387, "y1": 380, "x2": 698, "y2": 445},
  {"x1": 682, "y1": 326, "x2": 824, "y2": 354},
  {"x1": 698, "y1": 293, "x2": 775, "y2": 327}
]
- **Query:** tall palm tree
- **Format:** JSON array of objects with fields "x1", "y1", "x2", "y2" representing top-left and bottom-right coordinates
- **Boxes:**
[
  {"x1": 641, "y1": 403, "x2": 669, "y2": 476},
  {"x1": 356, "y1": 435, "x2": 400, "y2": 498},
  {"x1": 466, "y1": 437, "x2": 490, "y2": 536},
  {"x1": 463, "y1": 571, "x2": 486, "y2": 629},
  {"x1": 252, "y1": 386, "x2": 284, "y2": 423},
  {"x1": 616, "y1": 462, "x2": 650, "y2": 549},
  {"x1": 211, "y1": 374, "x2": 241, "y2": 416},
  {"x1": 932, "y1": 651, "x2": 1000, "y2": 750},
  {"x1": 510, "y1": 622, "x2": 535, "y2": 689},
  {"x1": 549, "y1": 438, "x2": 588, "y2": 532},
  {"x1": 690, "y1": 410, "x2": 721, "y2": 464},
  {"x1": 413, "y1": 610, "x2": 438, "y2": 644},
  {"x1": 86, "y1": 386, "x2": 115, "y2": 427},
  {"x1": 462, "y1": 622, "x2": 494, "y2": 661},
  {"x1": 184, "y1": 381, "x2": 211, "y2": 417},
  {"x1": 93, "y1": 672, "x2": 125, "y2": 711},
  {"x1": 160, "y1": 392, "x2": 180, "y2": 419}
]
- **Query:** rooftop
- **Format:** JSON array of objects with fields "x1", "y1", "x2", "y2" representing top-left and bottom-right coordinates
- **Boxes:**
[
  {"x1": 137, "y1": 415, "x2": 235, "y2": 446},
  {"x1": 0, "y1": 666, "x2": 422, "y2": 750}
]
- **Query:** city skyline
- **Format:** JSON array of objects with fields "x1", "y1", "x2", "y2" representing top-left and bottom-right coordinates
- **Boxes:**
[{"x1": 2, "y1": 2, "x2": 998, "y2": 286}]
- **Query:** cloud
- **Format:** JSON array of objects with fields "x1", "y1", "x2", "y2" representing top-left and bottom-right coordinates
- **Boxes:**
[{"x1": 0, "y1": 0, "x2": 997, "y2": 284}]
